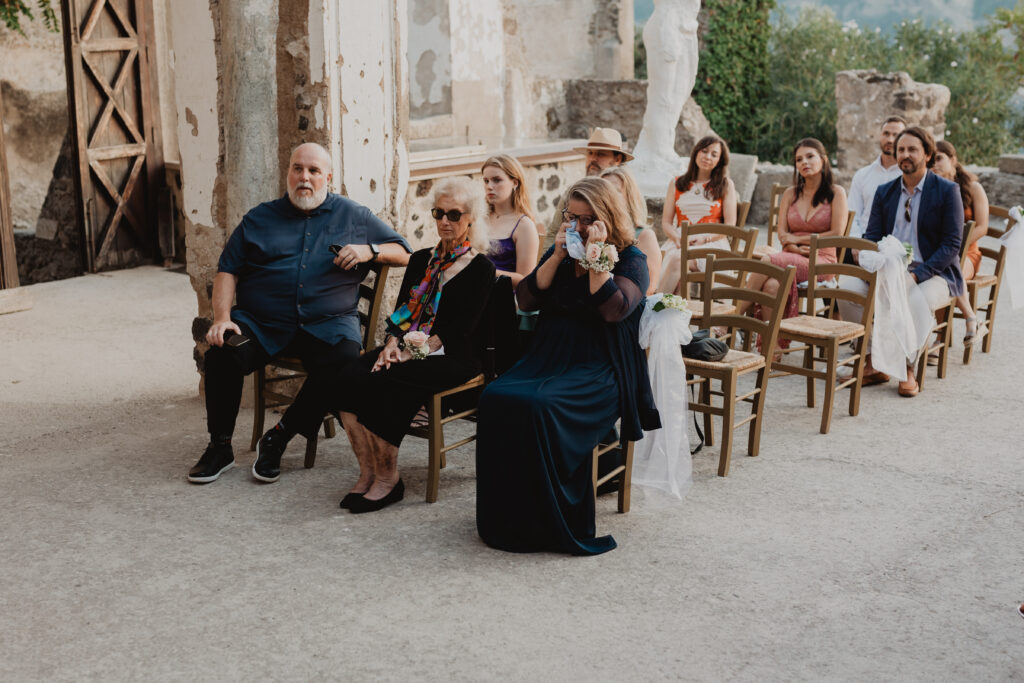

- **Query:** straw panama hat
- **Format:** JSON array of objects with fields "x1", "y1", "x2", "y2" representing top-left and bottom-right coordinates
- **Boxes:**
[{"x1": 572, "y1": 128, "x2": 635, "y2": 162}]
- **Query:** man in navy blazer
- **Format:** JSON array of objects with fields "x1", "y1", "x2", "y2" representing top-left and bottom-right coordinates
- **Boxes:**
[{"x1": 840, "y1": 126, "x2": 964, "y2": 397}]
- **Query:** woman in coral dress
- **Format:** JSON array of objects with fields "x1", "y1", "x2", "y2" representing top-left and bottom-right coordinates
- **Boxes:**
[{"x1": 739, "y1": 138, "x2": 847, "y2": 323}]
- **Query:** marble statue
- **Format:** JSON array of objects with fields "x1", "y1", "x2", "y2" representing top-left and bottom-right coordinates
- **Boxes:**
[{"x1": 630, "y1": 0, "x2": 701, "y2": 195}]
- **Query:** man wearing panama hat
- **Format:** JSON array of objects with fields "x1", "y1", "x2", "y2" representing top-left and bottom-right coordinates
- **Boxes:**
[{"x1": 543, "y1": 128, "x2": 633, "y2": 249}]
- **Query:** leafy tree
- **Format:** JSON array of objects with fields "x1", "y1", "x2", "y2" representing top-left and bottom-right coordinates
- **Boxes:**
[{"x1": 0, "y1": 0, "x2": 58, "y2": 35}]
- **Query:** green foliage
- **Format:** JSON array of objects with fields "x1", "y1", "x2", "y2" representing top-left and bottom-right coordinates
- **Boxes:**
[
  {"x1": 692, "y1": 0, "x2": 777, "y2": 149},
  {"x1": 0, "y1": 0, "x2": 58, "y2": 36},
  {"x1": 634, "y1": 25, "x2": 647, "y2": 80},
  {"x1": 731, "y1": 6, "x2": 1024, "y2": 165}
]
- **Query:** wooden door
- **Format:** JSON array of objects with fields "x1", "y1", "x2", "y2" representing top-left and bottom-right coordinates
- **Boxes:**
[
  {"x1": 61, "y1": 0, "x2": 162, "y2": 272},
  {"x1": 0, "y1": 87, "x2": 18, "y2": 289}
]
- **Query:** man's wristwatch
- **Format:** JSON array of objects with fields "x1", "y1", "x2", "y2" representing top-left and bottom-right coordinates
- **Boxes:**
[{"x1": 369, "y1": 243, "x2": 380, "y2": 262}]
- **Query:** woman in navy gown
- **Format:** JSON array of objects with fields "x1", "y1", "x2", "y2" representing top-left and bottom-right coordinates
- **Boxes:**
[{"x1": 475, "y1": 177, "x2": 660, "y2": 555}]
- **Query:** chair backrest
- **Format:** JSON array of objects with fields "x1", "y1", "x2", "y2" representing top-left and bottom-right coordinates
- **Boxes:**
[
  {"x1": 958, "y1": 220, "x2": 976, "y2": 270},
  {"x1": 700, "y1": 255, "x2": 796, "y2": 359},
  {"x1": 767, "y1": 183, "x2": 787, "y2": 244},
  {"x1": 988, "y1": 205, "x2": 1017, "y2": 238},
  {"x1": 680, "y1": 223, "x2": 758, "y2": 292},
  {"x1": 805, "y1": 235, "x2": 879, "y2": 335},
  {"x1": 977, "y1": 206, "x2": 1013, "y2": 278},
  {"x1": 358, "y1": 263, "x2": 390, "y2": 349},
  {"x1": 831, "y1": 211, "x2": 857, "y2": 263},
  {"x1": 736, "y1": 200, "x2": 752, "y2": 228}
]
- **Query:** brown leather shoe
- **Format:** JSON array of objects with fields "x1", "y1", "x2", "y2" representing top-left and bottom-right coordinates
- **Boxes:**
[
  {"x1": 861, "y1": 370, "x2": 891, "y2": 386},
  {"x1": 897, "y1": 373, "x2": 919, "y2": 397}
]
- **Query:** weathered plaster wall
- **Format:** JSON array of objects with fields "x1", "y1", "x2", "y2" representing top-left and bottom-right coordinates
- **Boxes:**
[
  {"x1": 449, "y1": 0, "x2": 505, "y2": 143},
  {"x1": 0, "y1": 9, "x2": 68, "y2": 231},
  {"x1": 151, "y1": 0, "x2": 180, "y2": 164},
  {"x1": 408, "y1": 0, "x2": 453, "y2": 119}
]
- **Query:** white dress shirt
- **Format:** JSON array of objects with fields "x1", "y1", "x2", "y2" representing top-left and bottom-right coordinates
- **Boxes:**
[{"x1": 848, "y1": 155, "x2": 902, "y2": 238}]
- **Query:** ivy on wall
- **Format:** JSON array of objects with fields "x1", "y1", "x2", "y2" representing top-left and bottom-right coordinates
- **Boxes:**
[
  {"x1": 0, "y1": 0, "x2": 58, "y2": 35},
  {"x1": 691, "y1": 0, "x2": 777, "y2": 152}
]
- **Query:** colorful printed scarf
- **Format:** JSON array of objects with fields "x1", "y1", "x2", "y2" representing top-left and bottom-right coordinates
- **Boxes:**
[{"x1": 387, "y1": 239, "x2": 472, "y2": 336}]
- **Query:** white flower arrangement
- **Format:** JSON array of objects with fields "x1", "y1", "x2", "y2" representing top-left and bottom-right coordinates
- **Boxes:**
[
  {"x1": 580, "y1": 242, "x2": 619, "y2": 273},
  {"x1": 902, "y1": 241, "x2": 914, "y2": 266},
  {"x1": 403, "y1": 331, "x2": 430, "y2": 360},
  {"x1": 652, "y1": 293, "x2": 688, "y2": 313}
]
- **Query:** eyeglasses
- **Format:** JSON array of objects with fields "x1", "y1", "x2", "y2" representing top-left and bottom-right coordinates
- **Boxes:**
[
  {"x1": 562, "y1": 208, "x2": 598, "y2": 226},
  {"x1": 431, "y1": 208, "x2": 464, "y2": 222},
  {"x1": 904, "y1": 196, "x2": 913, "y2": 223}
]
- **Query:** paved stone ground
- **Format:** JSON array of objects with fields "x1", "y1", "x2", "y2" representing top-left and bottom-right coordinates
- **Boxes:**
[{"x1": 1, "y1": 265, "x2": 1021, "y2": 682}]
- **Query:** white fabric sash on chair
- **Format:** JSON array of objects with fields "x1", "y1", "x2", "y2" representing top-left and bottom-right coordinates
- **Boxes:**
[
  {"x1": 635, "y1": 294, "x2": 693, "y2": 500},
  {"x1": 1000, "y1": 207, "x2": 1024, "y2": 310},
  {"x1": 858, "y1": 235, "x2": 933, "y2": 379}
]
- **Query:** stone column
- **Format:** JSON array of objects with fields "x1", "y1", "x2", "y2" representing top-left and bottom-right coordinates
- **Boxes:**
[{"x1": 835, "y1": 70, "x2": 950, "y2": 171}]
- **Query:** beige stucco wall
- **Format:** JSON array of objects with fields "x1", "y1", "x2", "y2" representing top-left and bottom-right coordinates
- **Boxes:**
[{"x1": 0, "y1": 8, "x2": 68, "y2": 231}]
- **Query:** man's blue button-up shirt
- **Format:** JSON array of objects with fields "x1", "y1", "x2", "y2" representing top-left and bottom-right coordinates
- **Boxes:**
[{"x1": 217, "y1": 193, "x2": 411, "y2": 355}]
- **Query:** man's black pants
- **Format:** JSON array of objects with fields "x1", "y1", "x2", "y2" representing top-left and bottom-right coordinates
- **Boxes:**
[{"x1": 204, "y1": 322, "x2": 361, "y2": 441}]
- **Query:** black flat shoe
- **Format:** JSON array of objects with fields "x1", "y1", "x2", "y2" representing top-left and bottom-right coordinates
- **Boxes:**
[
  {"x1": 339, "y1": 492, "x2": 365, "y2": 509},
  {"x1": 348, "y1": 479, "x2": 404, "y2": 514}
]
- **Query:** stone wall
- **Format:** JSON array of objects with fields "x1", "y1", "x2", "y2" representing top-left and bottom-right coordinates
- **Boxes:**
[
  {"x1": 836, "y1": 70, "x2": 950, "y2": 171},
  {"x1": 0, "y1": 7, "x2": 68, "y2": 231},
  {"x1": 560, "y1": 79, "x2": 713, "y2": 156},
  {"x1": 14, "y1": 132, "x2": 82, "y2": 284}
]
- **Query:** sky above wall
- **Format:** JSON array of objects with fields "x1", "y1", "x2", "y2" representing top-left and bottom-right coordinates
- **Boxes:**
[{"x1": 634, "y1": 0, "x2": 1018, "y2": 30}]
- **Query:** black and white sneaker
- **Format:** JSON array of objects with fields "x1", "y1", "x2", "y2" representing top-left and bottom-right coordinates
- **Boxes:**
[
  {"x1": 188, "y1": 442, "x2": 234, "y2": 483},
  {"x1": 252, "y1": 426, "x2": 289, "y2": 483}
]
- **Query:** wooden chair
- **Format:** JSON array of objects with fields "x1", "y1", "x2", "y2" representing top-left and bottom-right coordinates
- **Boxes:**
[
  {"x1": 403, "y1": 274, "x2": 518, "y2": 503},
  {"x1": 686, "y1": 255, "x2": 795, "y2": 476},
  {"x1": 736, "y1": 200, "x2": 752, "y2": 229},
  {"x1": 406, "y1": 374, "x2": 486, "y2": 503},
  {"x1": 592, "y1": 439, "x2": 635, "y2": 513},
  {"x1": 250, "y1": 264, "x2": 389, "y2": 467},
  {"x1": 956, "y1": 206, "x2": 1013, "y2": 365},
  {"x1": 766, "y1": 183, "x2": 786, "y2": 247},
  {"x1": 771, "y1": 235, "x2": 878, "y2": 434},
  {"x1": 795, "y1": 210, "x2": 856, "y2": 319},
  {"x1": 914, "y1": 220, "x2": 974, "y2": 389},
  {"x1": 678, "y1": 223, "x2": 758, "y2": 326}
]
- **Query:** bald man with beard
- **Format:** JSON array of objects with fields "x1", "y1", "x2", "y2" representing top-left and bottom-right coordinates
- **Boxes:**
[{"x1": 188, "y1": 143, "x2": 411, "y2": 484}]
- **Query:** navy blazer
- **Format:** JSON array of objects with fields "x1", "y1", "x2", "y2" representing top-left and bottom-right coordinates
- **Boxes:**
[{"x1": 864, "y1": 171, "x2": 965, "y2": 297}]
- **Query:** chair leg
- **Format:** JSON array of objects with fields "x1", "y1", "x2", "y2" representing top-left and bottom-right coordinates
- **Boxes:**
[
  {"x1": 747, "y1": 367, "x2": 767, "y2": 458},
  {"x1": 618, "y1": 440, "x2": 634, "y2": 513},
  {"x1": 425, "y1": 393, "x2": 443, "y2": 503},
  {"x1": 717, "y1": 372, "x2": 737, "y2": 477},
  {"x1": 804, "y1": 343, "x2": 815, "y2": 408},
  {"x1": 304, "y1": 435, "x2": 317, "y2": 469},
  {"x1": 849, "y1": 335, "x2": 866, "y2": 417},
  {"x1": 591, "y1": 445, "x2": 601, "y2": 500},
  {"x1": 938, "y1": 304, "x2": 952, "y2": 379},
  {"x1": 963, "y1": 284, "x2": 978, "y2": 366},
  {"x1": 323, "y1": 415, "x2": 336, "y2": 439},
  {"x1": 819, "y1": 339, "x2": 838, "y2": 435},
  {"x1": 700, "y1": 378, "x2": 714, "y2": 447},
  {"x1": 982, "y1": 284, "x2": 999, "y2": 353},
  {"x1": 250, "y1": 368, "x2": 267, "y2": 452},
  {"x1": 915, "y1": 340, "x2": 927, "y2": 390}
]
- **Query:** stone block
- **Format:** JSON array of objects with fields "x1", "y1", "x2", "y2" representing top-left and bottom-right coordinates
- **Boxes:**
[
  {"x1": 35, "y1": 218, "x2": 58, "y2": 241},
  {"x1": 973, "y1": 167, "x2": 1024, "y2": 211},
  {"x1": 835, "y1": 70, "x2": 949, "y2": 171},
  {"x1": 997, "y1": 155, "x2": 1024, "y2": 176}
]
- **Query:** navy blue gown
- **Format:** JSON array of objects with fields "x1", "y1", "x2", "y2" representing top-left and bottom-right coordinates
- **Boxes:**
[{"x1": 475, "y1": 245, "x2": 661, "y2": 555}]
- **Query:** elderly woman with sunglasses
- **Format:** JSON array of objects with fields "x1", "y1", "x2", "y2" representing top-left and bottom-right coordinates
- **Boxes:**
[
  {"x1": 475, "y1": 177, "x2": 660, "y2": 556},
  {"x1": 268, "y1": 177, "x2": 495, "y2": 513}
]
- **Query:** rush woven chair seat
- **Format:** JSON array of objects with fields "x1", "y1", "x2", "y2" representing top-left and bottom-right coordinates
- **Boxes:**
[
  {"x1": 771, "y1": 235, "x2": 878, "y2": 434},
  {"x1": 678, "y1": 223, "x2": 758, "y2": 326},
  {"x1": 914, "y1": 220, "x2": 974, "y2": 389},
  {"x1": 686, "y1": 255, "x2": 795, "y2": 477},
  {"x1": 250, "y1": 264, "x2": 389, "y2": 467},
  {"x1": 956, "y1": 205, "x2": 1013, "y2": 365}
]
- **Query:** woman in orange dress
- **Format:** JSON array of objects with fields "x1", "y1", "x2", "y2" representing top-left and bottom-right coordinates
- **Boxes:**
[
  {"x1": 657, "y1": 135, "x2": 737, "y2": 293},
  {"x1": 932, "y1": 140, "x2": 987, "y2": 344},
  {"x1": 738, "y1": 138, "x2": 847, "y2": 325}
]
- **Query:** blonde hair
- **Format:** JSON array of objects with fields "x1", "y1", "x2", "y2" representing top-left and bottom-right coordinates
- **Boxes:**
[
  {"x1": 430, "y1": 176, "x2": 490, "y2": 253},
  {"x1": 566, "y1": 177, "x2": 635, "y2": 251},
  {"x1": 599, "y1": 166, "x2": 647, "y2": 228},
  {"x1": 481, "y1": 154, "x2": 536, "y2": 223}
]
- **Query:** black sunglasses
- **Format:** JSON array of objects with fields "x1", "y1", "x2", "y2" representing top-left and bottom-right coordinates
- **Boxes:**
[
  {"x1": 904, "y1": 196, "x2": 913, "y2": 223},
  {"x1": 431, "y1": 208, "x2": 464, "y2": 221},
  {"x1": 562, "y1": 208, "x2": 597, "y2": 226}
]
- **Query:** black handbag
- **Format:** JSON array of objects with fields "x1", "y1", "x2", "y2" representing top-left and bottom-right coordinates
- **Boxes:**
[{"x1": 680, "y1": 329, "x2": 729, "y2": 362}]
